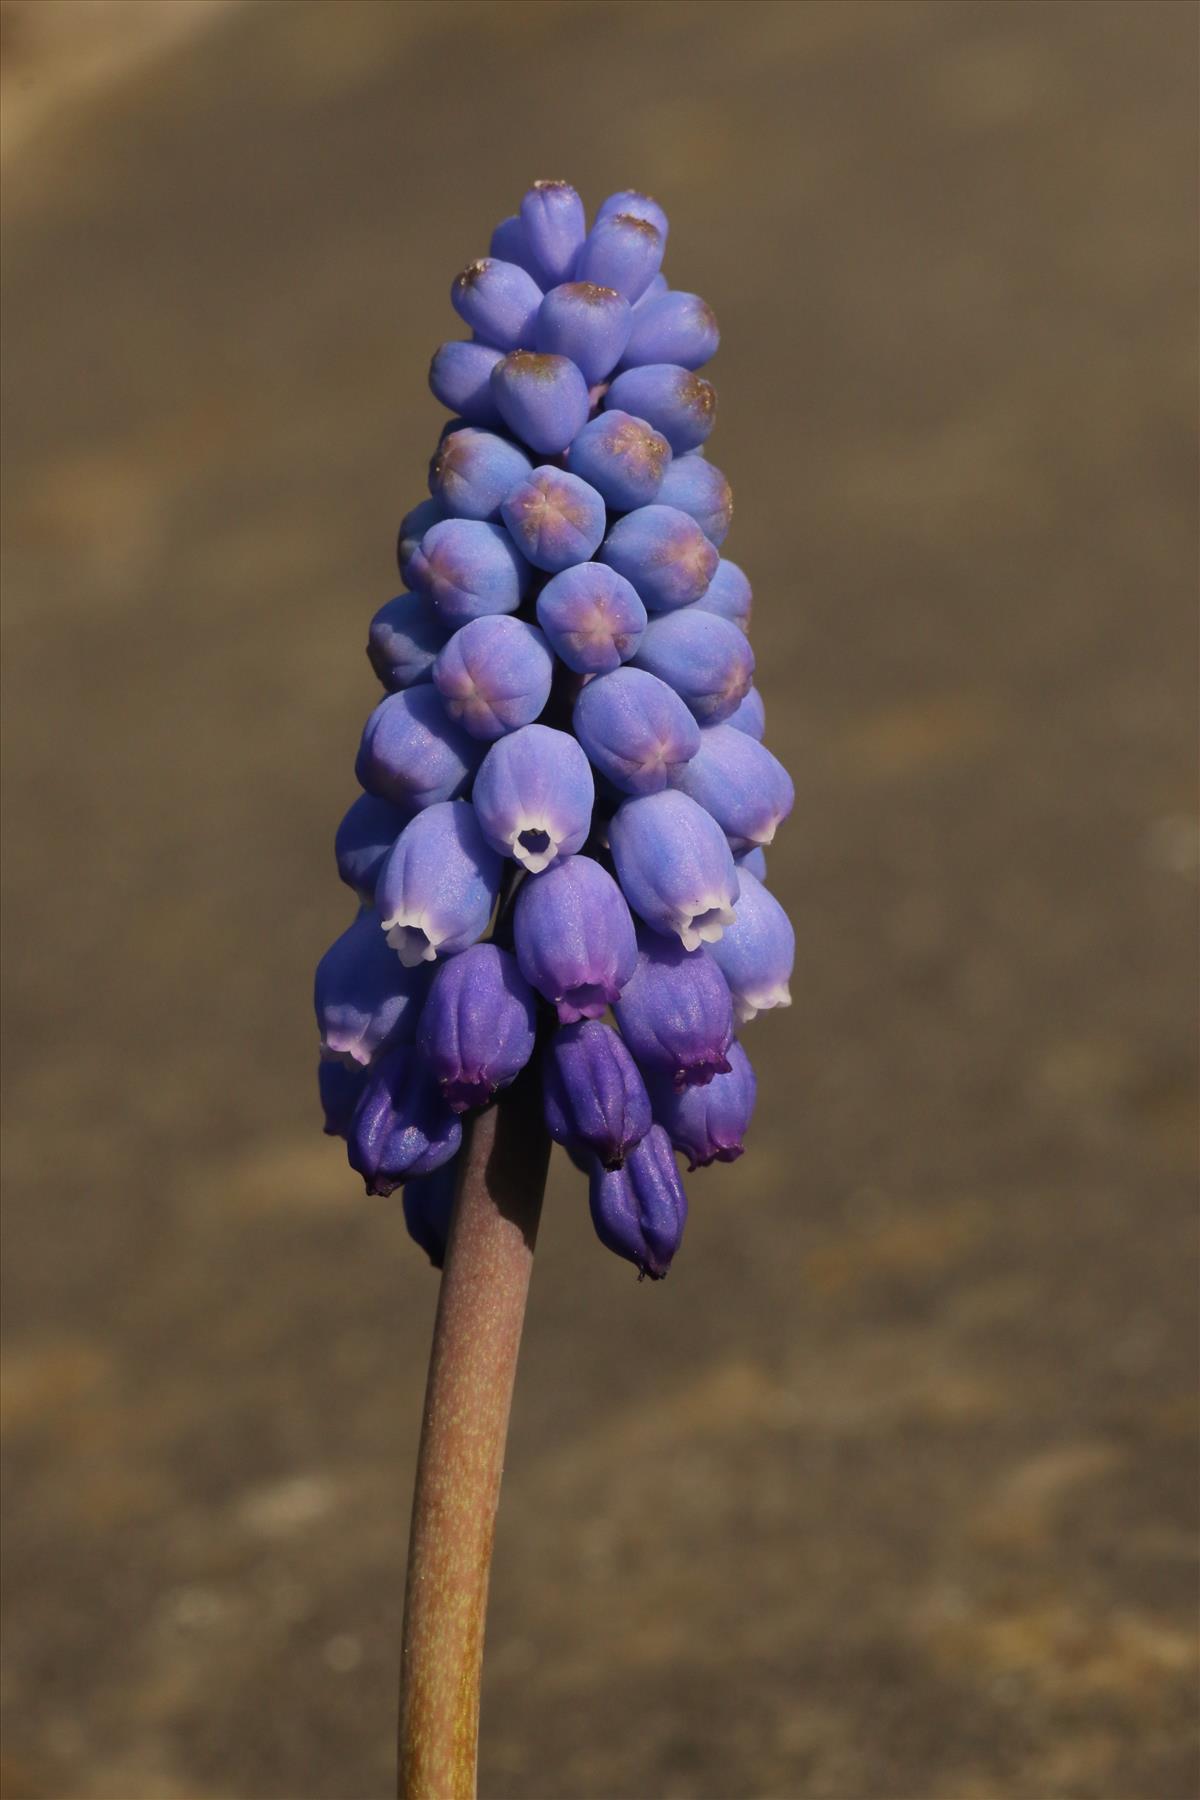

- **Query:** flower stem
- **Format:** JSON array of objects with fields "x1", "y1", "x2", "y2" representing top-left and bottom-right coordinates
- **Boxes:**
[{"x1": 397, "y1": 1067, "x2": 551, "y2": 1800}]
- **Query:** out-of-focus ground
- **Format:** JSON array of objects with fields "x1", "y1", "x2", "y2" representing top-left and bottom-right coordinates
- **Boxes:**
[{"x1": 2, "y1": 3, "x2": 1197, "y2": 1797}]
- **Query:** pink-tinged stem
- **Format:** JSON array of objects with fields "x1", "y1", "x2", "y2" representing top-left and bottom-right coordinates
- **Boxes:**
[{"x1": 397, "y1": 1069, "x2": 551, "y2": 1800}]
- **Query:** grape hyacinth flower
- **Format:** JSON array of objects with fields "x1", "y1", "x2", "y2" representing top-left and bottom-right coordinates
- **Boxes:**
[
  {"x1": 416, "y1": 943, "x2": 537, "y2": 1112},
  {"x1": 432, "y1": 614, "x2": 554, "y2": 740},
  {"x1": 588, "y1": 1125, "x2": 688, "y2": 1279},
  {"x1": 313, "y1": 180, "x2": 792, "y2": 1797},
  {"x1": 472, "y1": 723, "x2": 594, "y2": 873}
]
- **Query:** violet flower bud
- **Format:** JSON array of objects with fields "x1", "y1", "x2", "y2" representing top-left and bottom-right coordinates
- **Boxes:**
[
  {"x1": 513, "y1": 853, "x2": 637, "y2": 1021},
  {"x1": 575, "y1": 211, "x2": 665, "y2": 304},
  {"x1": 355, "y1": 685, "x2": 482, "y2": 810},
  {"x1": 608, "y1": 789, "x2": 739, "y2": 950},
  {"x1": 416, "y1": 943, "x2": 537, "y2": 1112},
  {"x1": 632, "y1": 272, "x2": 669, "y2": 310},
  {"x1": 572, "y1": 667, "x2": 700, "y2": 796},
  {"x1": 335, "y1": 792, "x2": 412, "y2": 900},
  {"x1": 670, "y1": 723, "x2": 795, "y2": 852},
  {"x1": 595, "y1": 189, "x2": 670, "y2": 243},
  {"x1": 347, "y1": 1041, "x2": 462, "y2": 1195},
  {"x1": 450, "y1": 257, "x2": 543, "y2": 350},
  {"x1": 428, "y1": 341, "x2": 505, "y2": 429},
  {"x1": 693, "y1": 556, "x2": 751, "y2": 631},
  {"x1": 736, "y1": 845, "x2": 768, "y2": 883},
  {"x1": 706, "y1": 868, "x2": 794, "y2": 1025},
  {"x1": 534, "y1": 282, "x2": 632, "y2": 385},
  {"x1": 397, "y1": 497, "x2": 445, "y2": 584},
  {"x1": 407, "y1": 518, "x2": 531, "y2": 628},
  {"x1": 318, "y1": 1055, "x2": 367, "y2": 1139},
  {"x1": 432, "y1": 615, "x2": 554, "y2": 741},
  {"x1": 631, "y1": 608, "x2": 755, "y2": 725},
  {"x1": 500, "y1": 465, "x2": 607, "y2": 572},
  {"x1": 428, "y1": 427, "x2": 533, "y2": 522},
  {"x1": 620, "y1": 291, "x2": 720, "y2": 372},
  {"x1": 472, "y1": 723, "x2": 594, "y2": 873},
  {"x1": 542, "y1": 1019, "x2": 652, "y2": 1169},
  {"x1": 490, "y1": 350, "x2": 590, "y2": 455},
  {"x1": 599, "y1": 503, "x2": 718, "y2": 612},
  {"x1": 535, "y1": 562, "x2": 647, "y2": 675},
  {"x1": 565, "y1": 409, "x2": 671, "y2": 511},
  {"x1": 604, "y1": 364, "x2": 717, "y2": 454},
  {"x1": 367, "y1": 592, "x2": 448, "y2": 692},
  {"x1": 655, "y1": 451, "x2": 733, "y2": 546},
  {"x1": 519, "y1": 180, "x2": 587, "y2": 288},
  {"x1": 612, "y1": 927, "x2": 734, "y2": 1089},
  {"x1": 726, "y1": 685, "x2": 765, "y2": 740},
  {"x1": 375, "y1": 800, "x2": 503, "y2": 966},
  {"x1": 402, "y1": 1161, "x2": 459, "y2": 1268},
  {"x1": 314, "y1": 908, "x2": 431, "y2": 1066},
  {"x1": 588, "y1": 1124, "x2": 687, "y2": 1279},
  {"x1": 649, "y1": 1039, "x2": 756, "y2": 1168},
  {"x1": 489, "y1": 214, "x2": 540, "y2": 278}
]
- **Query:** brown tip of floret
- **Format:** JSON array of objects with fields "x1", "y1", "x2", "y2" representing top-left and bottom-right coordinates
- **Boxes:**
[{"x1": 454, "y1": 259, "x2": 491, "y2": 293}]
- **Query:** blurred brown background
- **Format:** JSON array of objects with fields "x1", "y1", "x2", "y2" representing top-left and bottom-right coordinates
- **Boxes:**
[{"x1": 2, "y1": 3, "x2": 1197, "y2": 1797}]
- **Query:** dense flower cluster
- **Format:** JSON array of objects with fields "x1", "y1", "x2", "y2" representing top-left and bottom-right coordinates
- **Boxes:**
[{"x1": 315, "y1": 182, "x2": 794, "y2": 1280}]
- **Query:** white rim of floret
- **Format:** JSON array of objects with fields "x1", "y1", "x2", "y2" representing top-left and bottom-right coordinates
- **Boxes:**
[
  {"x1": 318, "y1": 1035, "x2": 370, "y2": 1069},
  {"x1": 508, "y1": 815, "x2": 561, "y2": 875},
  {"x1": 674, "y1": 899, "x2": 737, "y2": 953},
  {"x1": 732, "y1": 981, "x2": 792, "y2": 1027},
  {"x1": 382, "y1": 910, "x2": 443, "y2": 967}
]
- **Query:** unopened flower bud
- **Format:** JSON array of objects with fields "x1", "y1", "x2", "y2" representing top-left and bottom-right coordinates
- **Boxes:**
[
  {"x1": 514, "y1": 853, "x2": 637, "y2": 1021},
  {"x1": 432, "y1": 615, "x2": 553, "y2": 740},
  {"x1": 318, "y1": 1055, "x2": 367, "y2": 1138},
  {"x1": 335, "y1": 792, "x2": 412, "y2": 900},
  {"x1": 450, "y1": 257, "x2": 543, "y2": 350},
  {"x1": 613, "y1": 927, "x2": 734, "y2": 1089},
  {"x1": 649, "y1": 1039, "x2": 756, "y2": 1168},
  {"x1": 416, "y1": 943, "x2": 537, "y2": 1112},
  {"x1": 490, "y1": 350, "x2": 590, "y2": 455},
  {"x1": 572, "y1": 667, "x2": 700, "y2": 795},
  {"x1": 599, "y1": 503, "x2": 718, "y2": 612},
  {"x1": 367, "y1": 592, "x2": 448, "y2": 692},
  {"x1": 519, "y1": 180, "x2": 587, "y2": 288},
  {"x1": 575, "y1": 211, "x2": 665, "y2": 303},
  {"x1": 621, "y1": 291, "x2": 719, "y2": 372},
  {"x1": 604, "y1": 364, "x2": 716, "y2": 454},
  {"x1": 535, "y1": 563, "x2": 647, "y2": 675},
  {"x1": 565, "y1": 409, "x2": 671, "y2": 511},
  {"x1": 397, "y1": 497, "x2": 445, "y2": 583},
  {"x1": 631, "y1": 608, "x2": 754, "y2": 725},
  {"x1": 726, "y1": 685, "x2": 765, "y2": 739},
  {"x1": 428, "y1": 427, "x2": 533, "y2": 522},
  {"x1": 534, "y1": 282, "x2": 632, "y2": 384},
  {"x1": 542, "y1": 1019, "x2": 652, "y2": 1169},
  {"x1": 408, "y1": 518, "x2": 531, "y2": 627},
  {"x1": 693, "y1": 556, "x2": 751, "y2": 630},
  {"x1": 347, "y1": 1041, "x2": 462, "y2": 1194},
  {"x1": 500, "y1": 465, "x2": 607, "y2": 572},
  {"x1": 428, "y1": 341, "x2": 505, "y2": 428},
  {"x1": 355, "y1": 685, "x2": 482, "y2": 810},
  {"x1": 595, "y1": 189, "x2": 670, "y2": 242},
  {"x1": 588, "y1": 1124, "x2": 687, "y2": 1279},
  {"x1": 655, "y1": 451, "x2": 732, "y2": 546}
]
